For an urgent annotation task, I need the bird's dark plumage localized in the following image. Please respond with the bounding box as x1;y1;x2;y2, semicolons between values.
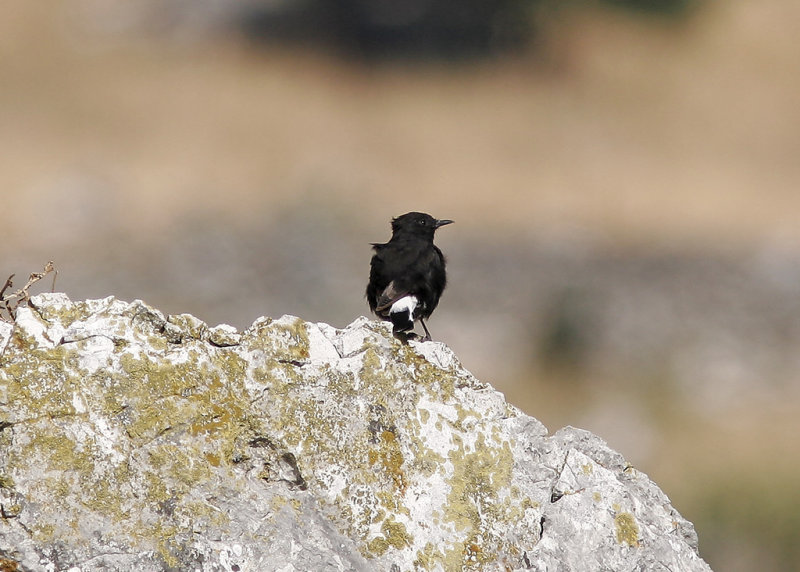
366;212;452;341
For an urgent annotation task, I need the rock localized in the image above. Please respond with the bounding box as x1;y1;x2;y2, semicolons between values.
0;294;712;571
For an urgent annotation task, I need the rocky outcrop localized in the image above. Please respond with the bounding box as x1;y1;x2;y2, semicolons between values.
0;294;711;571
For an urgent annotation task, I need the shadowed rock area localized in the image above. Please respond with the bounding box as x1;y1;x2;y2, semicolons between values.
0;294;711;571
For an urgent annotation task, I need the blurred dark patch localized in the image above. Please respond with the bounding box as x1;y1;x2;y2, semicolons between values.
600;0;699;17
237;0;535;59
234;0;703;59
537;287;598;376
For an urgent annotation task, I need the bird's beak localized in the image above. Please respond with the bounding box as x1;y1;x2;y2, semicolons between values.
435;219;454;228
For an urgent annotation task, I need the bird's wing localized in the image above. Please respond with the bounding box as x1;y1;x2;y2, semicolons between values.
375;281;409;314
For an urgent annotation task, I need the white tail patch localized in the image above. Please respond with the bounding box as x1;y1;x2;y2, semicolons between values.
390;296;418;318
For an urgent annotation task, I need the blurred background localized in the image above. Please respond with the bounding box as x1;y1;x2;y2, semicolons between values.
2;1;799;569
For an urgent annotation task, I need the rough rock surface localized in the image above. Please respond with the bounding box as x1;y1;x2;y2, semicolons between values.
0;294;712;571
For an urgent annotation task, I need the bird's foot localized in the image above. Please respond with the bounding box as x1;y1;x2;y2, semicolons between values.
393;330;417;344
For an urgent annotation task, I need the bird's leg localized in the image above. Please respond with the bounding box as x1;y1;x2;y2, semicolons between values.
419;319;432;342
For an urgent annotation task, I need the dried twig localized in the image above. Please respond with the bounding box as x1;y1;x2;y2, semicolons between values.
0;274;13;300
1;261;57;322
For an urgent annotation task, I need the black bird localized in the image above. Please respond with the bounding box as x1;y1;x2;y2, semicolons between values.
366;212;453;341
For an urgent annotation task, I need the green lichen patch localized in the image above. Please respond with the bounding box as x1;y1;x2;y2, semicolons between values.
1;341;87;420
367;429;407;495
270;495;302;517
614;512;640;547
399;348;457;403
246;317;311;363
151;522;182;568
1;307;264;559
115;350;250;451
81;463;135;523
407;439;446;479
442;432;515;566
366;515;412;557
18;419;96;475
147;443;213;488
414;542;446;570
358;347;398;401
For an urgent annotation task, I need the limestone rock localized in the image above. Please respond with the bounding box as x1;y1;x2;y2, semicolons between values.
0;294;712;571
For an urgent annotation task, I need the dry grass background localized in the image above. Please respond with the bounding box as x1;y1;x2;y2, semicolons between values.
2;1;800;570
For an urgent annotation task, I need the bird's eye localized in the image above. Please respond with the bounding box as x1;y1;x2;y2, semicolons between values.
418;219;426;226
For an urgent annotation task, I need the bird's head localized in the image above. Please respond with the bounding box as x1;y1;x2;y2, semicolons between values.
391;212;453;239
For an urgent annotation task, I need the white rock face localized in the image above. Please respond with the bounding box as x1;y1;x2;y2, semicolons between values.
0;294;712;571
